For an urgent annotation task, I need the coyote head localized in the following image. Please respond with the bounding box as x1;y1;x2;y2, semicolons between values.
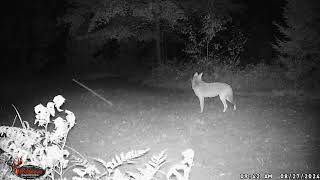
191;72;203;88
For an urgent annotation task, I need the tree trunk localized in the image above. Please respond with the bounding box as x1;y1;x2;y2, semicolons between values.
163;31;167;63
152;0;162;65
206;40;209;60
155;18;161;64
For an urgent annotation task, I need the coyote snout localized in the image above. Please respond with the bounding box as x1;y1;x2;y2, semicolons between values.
191;72;236;113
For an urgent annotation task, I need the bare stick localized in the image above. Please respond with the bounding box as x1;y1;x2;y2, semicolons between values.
11;115;17;127
11;104;26;129
72;78;113;106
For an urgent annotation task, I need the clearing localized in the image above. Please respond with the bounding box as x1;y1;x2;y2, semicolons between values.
1;77;319;179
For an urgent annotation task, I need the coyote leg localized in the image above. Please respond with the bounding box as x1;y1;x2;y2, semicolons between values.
219;95;228;112
198;96;204;113
226;95;236;111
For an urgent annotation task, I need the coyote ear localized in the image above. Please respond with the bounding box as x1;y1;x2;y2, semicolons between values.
198;72;203;79
193;72;198;78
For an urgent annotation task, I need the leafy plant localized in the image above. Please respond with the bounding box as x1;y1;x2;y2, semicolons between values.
0;95;76;180
0;95;196;180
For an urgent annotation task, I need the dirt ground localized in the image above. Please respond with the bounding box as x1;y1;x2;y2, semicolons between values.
1;77;319;180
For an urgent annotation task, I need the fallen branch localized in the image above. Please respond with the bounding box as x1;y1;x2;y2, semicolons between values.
72;79;113;106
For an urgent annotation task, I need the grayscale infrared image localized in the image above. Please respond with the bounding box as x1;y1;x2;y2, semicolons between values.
1;0;319;179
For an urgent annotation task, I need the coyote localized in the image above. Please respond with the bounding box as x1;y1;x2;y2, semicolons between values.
191;72;236;113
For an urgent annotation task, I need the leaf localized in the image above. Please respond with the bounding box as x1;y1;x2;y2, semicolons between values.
65;110;76;129
53;95;66;112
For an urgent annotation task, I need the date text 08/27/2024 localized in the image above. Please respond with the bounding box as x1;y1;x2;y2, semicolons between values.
240;173;320;179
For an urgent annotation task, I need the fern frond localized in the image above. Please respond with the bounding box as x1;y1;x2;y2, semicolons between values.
126;149;167;180
93;157;108;169
147;149;167;169
125;148;150;160
94;148;150;178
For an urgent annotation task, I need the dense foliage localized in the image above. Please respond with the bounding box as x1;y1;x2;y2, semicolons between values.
60;0;245;65
273;0;320;87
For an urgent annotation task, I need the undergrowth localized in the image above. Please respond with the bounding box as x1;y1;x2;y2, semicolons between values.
141;58;319;96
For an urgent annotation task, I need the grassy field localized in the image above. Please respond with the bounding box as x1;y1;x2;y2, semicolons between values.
1;77;319;179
